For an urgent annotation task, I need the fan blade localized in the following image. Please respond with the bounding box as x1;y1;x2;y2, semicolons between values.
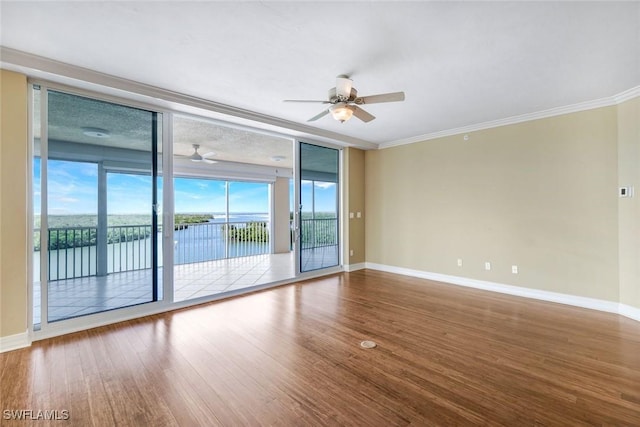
174;153;202;161
283;100;330;103
336;75;353;98
202;159;217;164
350;106;376;123
307;109;330;122
202;152;216;158
356;91;405;105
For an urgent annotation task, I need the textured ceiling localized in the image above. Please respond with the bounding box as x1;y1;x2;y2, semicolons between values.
36;90;295;168
174;115;293;168
2;2;639;146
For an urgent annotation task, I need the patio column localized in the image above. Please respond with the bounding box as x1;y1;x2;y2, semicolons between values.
272;177;291;254
96;163;108;276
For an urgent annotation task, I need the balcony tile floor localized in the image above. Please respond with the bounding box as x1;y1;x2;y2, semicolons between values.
34;246;338;325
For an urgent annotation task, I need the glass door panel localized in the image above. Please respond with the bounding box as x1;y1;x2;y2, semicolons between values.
299;142;339;272
43;90;160;322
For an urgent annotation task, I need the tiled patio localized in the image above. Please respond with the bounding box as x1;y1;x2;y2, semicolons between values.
34;246;338;324
172;251;296;302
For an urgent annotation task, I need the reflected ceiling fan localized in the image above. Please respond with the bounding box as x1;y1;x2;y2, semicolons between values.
174;144;217;164
284;75;405;123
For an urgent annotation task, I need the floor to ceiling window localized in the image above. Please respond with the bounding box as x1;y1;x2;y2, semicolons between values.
32;86;162;327
29;84;342;335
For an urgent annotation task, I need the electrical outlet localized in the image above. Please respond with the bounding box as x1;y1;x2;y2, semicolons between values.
512;265;518;274
619;187;634;198
485;262;491;271
457;258;463;267
349;250;354;257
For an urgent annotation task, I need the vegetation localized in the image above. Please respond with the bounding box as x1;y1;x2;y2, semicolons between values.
34;214;214;249
174;213;214;230
35;226;153;251
34;213;340;249
224;222;269;243
288;212;339;247
291;211;338;220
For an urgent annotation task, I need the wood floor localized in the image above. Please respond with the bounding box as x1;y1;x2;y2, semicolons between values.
1;269;639;426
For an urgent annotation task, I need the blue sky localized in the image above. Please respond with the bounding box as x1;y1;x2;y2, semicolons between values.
35;160;337;215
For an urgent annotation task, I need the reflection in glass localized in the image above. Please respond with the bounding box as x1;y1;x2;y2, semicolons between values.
299;143;339;272
40;90;160;322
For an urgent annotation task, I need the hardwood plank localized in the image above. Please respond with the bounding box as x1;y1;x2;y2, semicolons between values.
1;269;639;426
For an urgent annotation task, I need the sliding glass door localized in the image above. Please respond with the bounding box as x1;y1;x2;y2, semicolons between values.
30;84;342;333
298;142;340;272
34;87;161;325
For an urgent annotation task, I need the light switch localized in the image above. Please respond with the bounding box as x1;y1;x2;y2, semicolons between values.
356;211;362;218
349;212;354;219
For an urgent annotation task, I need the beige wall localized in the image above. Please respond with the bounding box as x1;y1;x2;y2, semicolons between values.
273;176;291;253
618;97;640;308
0;70;29;337
344;148;365;265
366;107;620;302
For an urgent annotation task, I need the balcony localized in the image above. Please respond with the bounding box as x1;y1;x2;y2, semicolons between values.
34;218;338;324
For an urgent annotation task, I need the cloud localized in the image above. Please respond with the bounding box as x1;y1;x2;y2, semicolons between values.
315;182;335;190
174;190;206;200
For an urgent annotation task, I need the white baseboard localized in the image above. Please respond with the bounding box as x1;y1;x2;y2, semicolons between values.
364;263;637;322
344;263;366;272
0;330;31;353
619;304;640;322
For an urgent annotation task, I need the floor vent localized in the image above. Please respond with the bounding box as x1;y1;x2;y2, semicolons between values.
360;340;377;349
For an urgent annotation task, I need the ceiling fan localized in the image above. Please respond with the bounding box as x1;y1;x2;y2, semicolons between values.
174;144;217;164
284;75;405;123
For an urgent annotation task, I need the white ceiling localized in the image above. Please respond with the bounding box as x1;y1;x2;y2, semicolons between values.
1;1;638;148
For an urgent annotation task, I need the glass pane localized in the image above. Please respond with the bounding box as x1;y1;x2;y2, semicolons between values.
299;143;339;272
32;85;41;328
45;90;159;322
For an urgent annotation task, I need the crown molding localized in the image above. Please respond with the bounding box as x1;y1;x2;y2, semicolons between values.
614;85;640;104
3;46;637;152
380;85;640;149
0;46;378;150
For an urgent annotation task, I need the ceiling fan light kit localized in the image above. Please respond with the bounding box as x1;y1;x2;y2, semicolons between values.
284;75;405;124
330;102;354;123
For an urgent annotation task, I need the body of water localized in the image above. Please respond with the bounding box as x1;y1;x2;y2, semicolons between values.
36;214;275;281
